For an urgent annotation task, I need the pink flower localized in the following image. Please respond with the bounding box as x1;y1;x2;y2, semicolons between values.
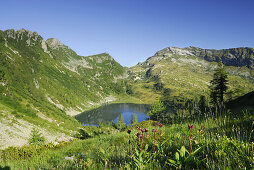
158;123;163;127
188;124;194;130
152;129;157;133
188;135;193;140
158;132;162;136
153;141;157;145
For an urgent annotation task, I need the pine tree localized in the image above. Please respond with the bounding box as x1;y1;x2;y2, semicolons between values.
130;113;138;126
116;113;125;130
209;62;228;108
28;128;45;145
198;95;207;114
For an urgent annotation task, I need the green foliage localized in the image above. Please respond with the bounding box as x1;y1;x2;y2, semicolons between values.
0;109;253;169
125;84;133;95
130;113;138;126
28;128;46;145
198;95;208;114
168;146;202;168
153;81;164;91
209;62;229;107
116;114;125;130
148;100;166;120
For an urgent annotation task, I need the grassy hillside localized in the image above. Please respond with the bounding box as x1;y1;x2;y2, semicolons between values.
0;108;253;169
0;29;131;148
129;52;254;103
226;91;254;111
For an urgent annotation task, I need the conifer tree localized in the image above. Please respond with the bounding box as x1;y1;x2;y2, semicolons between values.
209;62;228;108
116;113;125;130
130;113;138;126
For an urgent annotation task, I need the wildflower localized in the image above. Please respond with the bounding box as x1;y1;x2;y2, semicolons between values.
152;129;157;133
127;129;131;134
158;123;163;127
214;117;217;121
144;128;148;132
153;141;157;145
188;135;193;140
158;132;162;136
136;133;141;138
141;129;144;133
188;124;194;130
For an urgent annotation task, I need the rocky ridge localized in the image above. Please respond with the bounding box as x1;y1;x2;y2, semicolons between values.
141;46;254;69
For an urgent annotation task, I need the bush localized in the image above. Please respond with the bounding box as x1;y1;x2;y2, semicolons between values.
28;128;46;145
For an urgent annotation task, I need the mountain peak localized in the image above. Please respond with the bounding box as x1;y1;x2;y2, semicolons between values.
3;28;41;46
155;46;199;57
146;46;254;69
46;38;64;49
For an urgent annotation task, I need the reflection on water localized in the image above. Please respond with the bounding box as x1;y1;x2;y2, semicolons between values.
74;103;150;126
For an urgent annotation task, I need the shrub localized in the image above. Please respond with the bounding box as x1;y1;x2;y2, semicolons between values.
28;128;46;145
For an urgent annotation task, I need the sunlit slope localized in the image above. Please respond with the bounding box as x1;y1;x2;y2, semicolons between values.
130;47;254;101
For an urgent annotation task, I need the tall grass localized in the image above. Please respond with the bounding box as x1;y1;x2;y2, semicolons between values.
0;109;253;169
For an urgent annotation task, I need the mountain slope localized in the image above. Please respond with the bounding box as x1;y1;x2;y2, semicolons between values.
0;29;128;115
130;46;254;102
226;91;254;111
0;29;129;148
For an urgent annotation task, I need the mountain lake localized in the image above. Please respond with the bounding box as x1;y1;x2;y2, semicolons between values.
74;103;150;126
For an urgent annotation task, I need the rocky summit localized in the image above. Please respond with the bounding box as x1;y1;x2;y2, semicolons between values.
144;46;254;69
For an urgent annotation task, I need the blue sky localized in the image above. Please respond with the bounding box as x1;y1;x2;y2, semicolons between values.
1;0;254;66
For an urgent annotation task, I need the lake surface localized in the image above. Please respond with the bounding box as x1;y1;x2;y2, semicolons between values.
75;103;150;126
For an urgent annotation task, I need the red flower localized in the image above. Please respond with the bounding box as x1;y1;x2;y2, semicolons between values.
214;117;217;121
158;123;163;127
158;132;162;136
152;129;157;133
144;128;148;132
188;124;194;130
136;133;140;138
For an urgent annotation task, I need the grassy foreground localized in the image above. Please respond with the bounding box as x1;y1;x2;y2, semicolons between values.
0;110;253;169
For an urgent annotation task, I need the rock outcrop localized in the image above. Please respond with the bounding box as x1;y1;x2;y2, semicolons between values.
143;46;254;69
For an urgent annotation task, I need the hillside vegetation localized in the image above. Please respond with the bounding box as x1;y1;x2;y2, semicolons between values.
0;29;132;148
129;47;254;103
0;29;253;169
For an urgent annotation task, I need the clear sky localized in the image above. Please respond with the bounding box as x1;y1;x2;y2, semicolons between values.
1;0;254;67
